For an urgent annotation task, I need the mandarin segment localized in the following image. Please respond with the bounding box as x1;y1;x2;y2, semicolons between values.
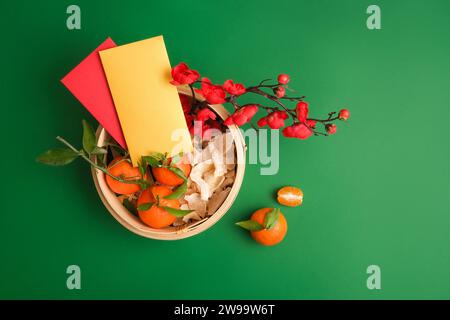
277;186;303;207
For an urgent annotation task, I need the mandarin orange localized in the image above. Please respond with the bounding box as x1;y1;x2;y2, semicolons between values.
105;157;142;195
152;159;191;187
250;208;288;246
137;185;180;229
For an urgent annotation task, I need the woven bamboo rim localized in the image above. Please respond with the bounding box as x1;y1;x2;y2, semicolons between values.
91;86;246;240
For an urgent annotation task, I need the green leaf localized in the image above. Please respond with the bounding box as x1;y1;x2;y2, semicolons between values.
167;166;186;180
91;146;107;155
138;161;146;177
235;220;264;231
171;152;183;164
123;199;137;216
161;206;193;217
113;147;127;157
138;181;150;190
137;202;153;211
142;155;162;167
138;156;148;176
36;148;79;166
105;142;127;157
82;119;96;154
264;208;280;230
164;181;187;199
147;152;166;162
96;153;106;167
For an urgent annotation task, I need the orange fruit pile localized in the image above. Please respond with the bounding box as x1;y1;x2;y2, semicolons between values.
105;154;192;229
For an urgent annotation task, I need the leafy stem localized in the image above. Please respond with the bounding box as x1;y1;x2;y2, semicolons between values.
55;136;144;186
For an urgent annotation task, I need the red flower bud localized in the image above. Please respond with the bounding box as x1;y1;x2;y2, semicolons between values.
232;114;248;126
282;123;313;140
223;80;246;96
277;74;290;85
241;105;258;118
196;108;217;121
274;86;286;98
170;62;200;86
305;119;316;129
257;117;268;127
338;109;350;120
224;105;258;126
195;77;226;104
267;111;288;129
326;124;337;135
258;111;289;129
223;117;234;126
296;101;309;123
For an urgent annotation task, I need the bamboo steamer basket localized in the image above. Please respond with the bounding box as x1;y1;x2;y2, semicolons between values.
91;86;246;240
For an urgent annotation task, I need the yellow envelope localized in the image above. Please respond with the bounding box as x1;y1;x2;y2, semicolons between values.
99;36;192;166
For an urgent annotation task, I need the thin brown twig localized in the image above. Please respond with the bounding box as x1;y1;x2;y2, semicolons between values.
189;78;342;134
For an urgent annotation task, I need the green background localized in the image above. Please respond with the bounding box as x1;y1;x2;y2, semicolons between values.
1;0;449;299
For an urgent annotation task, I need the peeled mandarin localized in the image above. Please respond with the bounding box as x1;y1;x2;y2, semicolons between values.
277;186;303;207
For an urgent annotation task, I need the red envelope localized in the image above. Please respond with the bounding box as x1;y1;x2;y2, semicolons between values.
61;38;126;148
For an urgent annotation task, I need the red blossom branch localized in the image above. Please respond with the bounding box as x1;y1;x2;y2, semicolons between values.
170;63;350;140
